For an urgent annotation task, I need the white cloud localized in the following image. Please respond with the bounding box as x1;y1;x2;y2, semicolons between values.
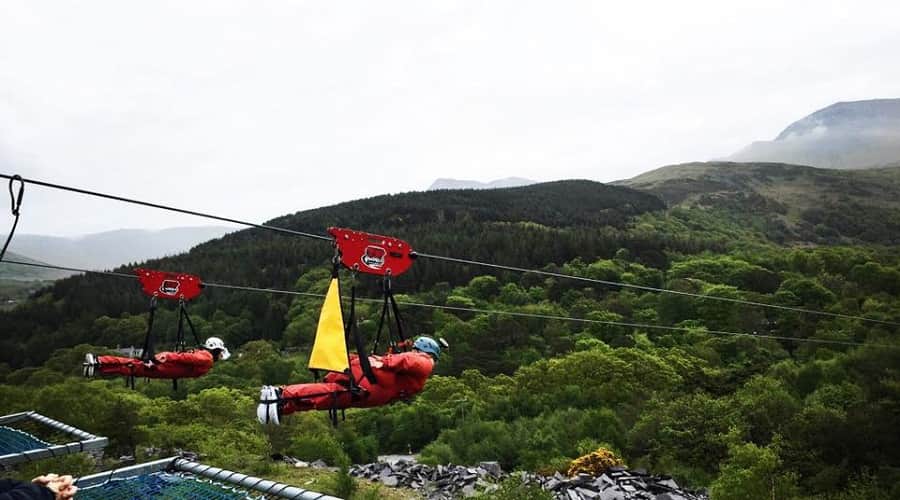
1;0;899;235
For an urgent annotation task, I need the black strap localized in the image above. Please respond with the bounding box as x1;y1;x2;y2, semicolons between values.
373;276;408;353
172;304;185;392
175;300;202;352
172;300;200;391
328;405;338;427
0;175;24;262
140;297;158;362
388;289;407;346
176;300;186;352
346;280;377;384
184;309;201;347
127;364;136;390
372;290;390;354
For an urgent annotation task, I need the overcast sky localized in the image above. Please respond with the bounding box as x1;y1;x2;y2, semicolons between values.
1;1;899;236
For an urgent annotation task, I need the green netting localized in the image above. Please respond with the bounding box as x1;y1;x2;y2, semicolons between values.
78;472;263;500
0;425;52;455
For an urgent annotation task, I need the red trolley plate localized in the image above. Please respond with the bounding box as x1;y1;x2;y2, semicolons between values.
328;227;415;277
135;268;204;301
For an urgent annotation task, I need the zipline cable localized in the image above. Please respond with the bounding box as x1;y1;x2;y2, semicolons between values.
2;259;136;279
0;173;330;242
2;259;893;349
2;172;897;327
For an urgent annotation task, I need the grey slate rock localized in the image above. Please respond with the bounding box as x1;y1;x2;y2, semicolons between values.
576;486;601;498
348;460;708;500
658;478;679;489
479;461;503;477
599;490;626;500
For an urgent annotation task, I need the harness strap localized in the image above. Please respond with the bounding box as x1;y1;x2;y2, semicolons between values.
347;279;377;385
374;275;408;354
140;297;158;362
174;300;202;354
388;286;407;346
372;290;390;354
328;395;338;427
127;363;136;390
176;300;186;353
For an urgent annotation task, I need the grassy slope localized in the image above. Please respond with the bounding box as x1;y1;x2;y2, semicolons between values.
618;161;900;244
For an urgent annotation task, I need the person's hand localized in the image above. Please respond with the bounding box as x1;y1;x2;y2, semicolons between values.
33;474;78;500
155;353;167;363
32;473;58;485
370;359;383;369
49;475;76;500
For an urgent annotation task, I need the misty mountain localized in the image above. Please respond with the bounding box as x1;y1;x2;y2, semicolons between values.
428;177;537;190
0;251;73;281
7;226;232;271
728;98;900;169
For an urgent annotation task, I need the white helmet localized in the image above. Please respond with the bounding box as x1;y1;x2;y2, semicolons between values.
204;337;231;360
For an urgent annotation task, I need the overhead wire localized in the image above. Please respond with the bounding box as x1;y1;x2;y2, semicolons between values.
3;259;137;279
0;173;330;242
1;258;894;349
1;172;897;327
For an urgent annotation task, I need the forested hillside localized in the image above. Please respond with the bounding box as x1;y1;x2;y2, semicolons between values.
1;173;899;499
1;180;669;367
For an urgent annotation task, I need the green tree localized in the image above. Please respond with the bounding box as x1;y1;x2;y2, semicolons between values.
709;442;798;500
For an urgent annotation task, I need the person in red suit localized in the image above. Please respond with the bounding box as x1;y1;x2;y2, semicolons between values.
82;337;231;380
257;337;441;425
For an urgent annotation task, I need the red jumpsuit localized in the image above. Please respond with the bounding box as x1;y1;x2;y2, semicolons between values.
98;350;214;379
281;351;434;414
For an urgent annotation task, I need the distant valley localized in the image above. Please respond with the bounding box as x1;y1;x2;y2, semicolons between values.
2;226;232;278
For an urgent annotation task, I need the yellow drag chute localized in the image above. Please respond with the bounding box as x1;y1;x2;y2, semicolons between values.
307;278;350;373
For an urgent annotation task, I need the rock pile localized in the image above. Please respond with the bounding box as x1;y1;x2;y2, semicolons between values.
350;460;503;499
528;467;708;500
350;460;708;500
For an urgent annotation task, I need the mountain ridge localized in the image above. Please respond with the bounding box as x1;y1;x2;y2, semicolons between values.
8;226;233;271
428;177;537;190
728;98;900;169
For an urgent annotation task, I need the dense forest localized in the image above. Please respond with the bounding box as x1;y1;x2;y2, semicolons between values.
1;168;899;499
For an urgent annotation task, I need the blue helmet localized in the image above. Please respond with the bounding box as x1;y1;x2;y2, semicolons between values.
413;336;441;360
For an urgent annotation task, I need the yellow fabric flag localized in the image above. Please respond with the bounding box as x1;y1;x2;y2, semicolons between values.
308;278;350;373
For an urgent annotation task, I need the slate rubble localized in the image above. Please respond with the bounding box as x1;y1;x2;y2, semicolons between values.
349;460;708;500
